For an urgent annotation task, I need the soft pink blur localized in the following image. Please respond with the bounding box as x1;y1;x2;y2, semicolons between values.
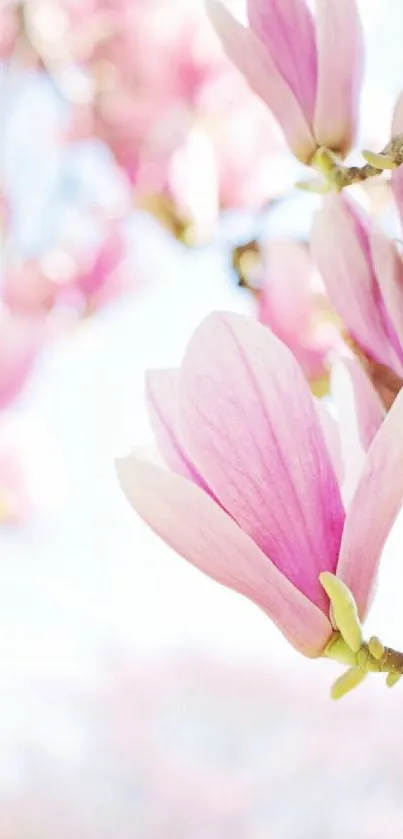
4;219;129;322
0;312;41;410
312;193;403;384
1;651;403;838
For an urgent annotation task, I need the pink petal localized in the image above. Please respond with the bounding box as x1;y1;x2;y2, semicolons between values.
315;399;344;487
116;456;332;656
259;240;314;336
179;312;344;611
337;386;403;619
311;195;403;376
314;0;364;156
146;369;213;495
391;91;403;225
369;228;403;351
247;0;317;124
258;239;329;380
206;0;317;163
331;357;384;504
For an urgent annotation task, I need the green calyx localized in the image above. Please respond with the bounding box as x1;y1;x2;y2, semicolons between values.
319;572;403;700
296;134;403;194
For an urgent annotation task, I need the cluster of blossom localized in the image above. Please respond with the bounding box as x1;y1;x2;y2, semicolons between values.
117;0;403;698
0;0;301;522
1;0;287;242
0;190;128;521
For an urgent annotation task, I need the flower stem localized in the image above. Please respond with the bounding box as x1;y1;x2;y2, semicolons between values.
311;135;403;191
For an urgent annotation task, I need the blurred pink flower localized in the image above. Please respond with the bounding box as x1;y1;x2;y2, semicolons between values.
0;1;21;60
207;0;364;163
66;220;128;316
62;0;285;239
0;191;10;235
257;239;340;383
117;312;403;656
212;96;287;211
311;193;403;388
3;259;59;317
4;222;128;320
0;312;40;409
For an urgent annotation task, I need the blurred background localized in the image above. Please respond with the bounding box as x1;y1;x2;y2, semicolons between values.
2;1;403;837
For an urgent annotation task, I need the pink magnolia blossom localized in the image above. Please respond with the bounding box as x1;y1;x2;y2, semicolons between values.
63;0;284;237
116;312;403;658
311;193;403;385
257;239;340;382
206;0;364;164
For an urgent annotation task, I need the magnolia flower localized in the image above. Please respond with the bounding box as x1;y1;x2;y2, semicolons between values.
206;0;364;164
257;239;340;385
69;222;128;316
311;193;403;407
117;313;403;698
63;0;284;239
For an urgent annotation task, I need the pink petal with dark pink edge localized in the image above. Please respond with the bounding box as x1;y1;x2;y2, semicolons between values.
336;386;403;620
391;91;403;226
331;357;384;504
247;0;317;124
314;0;364;156
311;195;403;376
178;312;344;612
146;369;213;496
206;0;316;164
116;456;332;656
370;228;403;352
